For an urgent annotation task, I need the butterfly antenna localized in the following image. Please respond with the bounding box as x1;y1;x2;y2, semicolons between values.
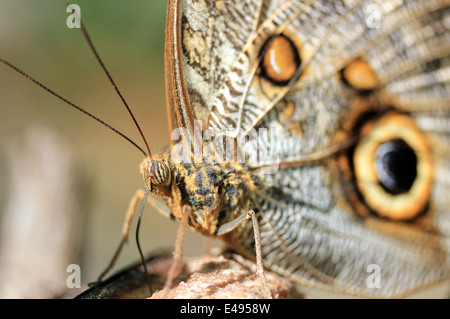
0;58;147;157
76;11;152;158
136;188;152;295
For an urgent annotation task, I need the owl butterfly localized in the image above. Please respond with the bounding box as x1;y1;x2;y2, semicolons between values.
139;0;450;298
2;0;449;299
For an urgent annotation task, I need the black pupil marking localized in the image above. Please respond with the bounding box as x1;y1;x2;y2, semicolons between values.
375;139;417;194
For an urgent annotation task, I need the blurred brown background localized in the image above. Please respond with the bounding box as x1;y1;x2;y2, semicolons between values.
0;0;210;297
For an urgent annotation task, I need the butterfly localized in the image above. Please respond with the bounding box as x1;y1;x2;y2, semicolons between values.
145;0;450;298
2;0;449;299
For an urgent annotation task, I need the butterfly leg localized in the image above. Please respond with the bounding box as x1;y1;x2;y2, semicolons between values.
250;210;273;299
217;210;272;299
161;205;190;298
93;188;149;284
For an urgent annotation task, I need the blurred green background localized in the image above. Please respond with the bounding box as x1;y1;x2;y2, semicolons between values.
0;0;211;294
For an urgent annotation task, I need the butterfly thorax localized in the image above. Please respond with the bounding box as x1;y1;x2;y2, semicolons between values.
140;154;255;237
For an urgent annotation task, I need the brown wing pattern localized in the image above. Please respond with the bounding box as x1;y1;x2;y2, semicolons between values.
166;0;263;130
170;0;450;297
249;0;450;297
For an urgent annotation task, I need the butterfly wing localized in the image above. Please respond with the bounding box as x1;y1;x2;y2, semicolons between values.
165;0;263;148
170;0;450;297
246;0;450;297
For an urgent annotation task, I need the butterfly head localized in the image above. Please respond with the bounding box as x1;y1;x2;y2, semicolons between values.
140;156;172;192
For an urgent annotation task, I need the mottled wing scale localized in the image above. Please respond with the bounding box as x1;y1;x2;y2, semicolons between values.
168;0;450;297
250;0;450;297
165;0;262;139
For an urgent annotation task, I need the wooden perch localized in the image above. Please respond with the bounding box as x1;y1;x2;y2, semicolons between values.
77;249;304;299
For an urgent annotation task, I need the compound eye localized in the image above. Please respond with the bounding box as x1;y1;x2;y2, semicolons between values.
150;161;171;186
352;112;433;220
